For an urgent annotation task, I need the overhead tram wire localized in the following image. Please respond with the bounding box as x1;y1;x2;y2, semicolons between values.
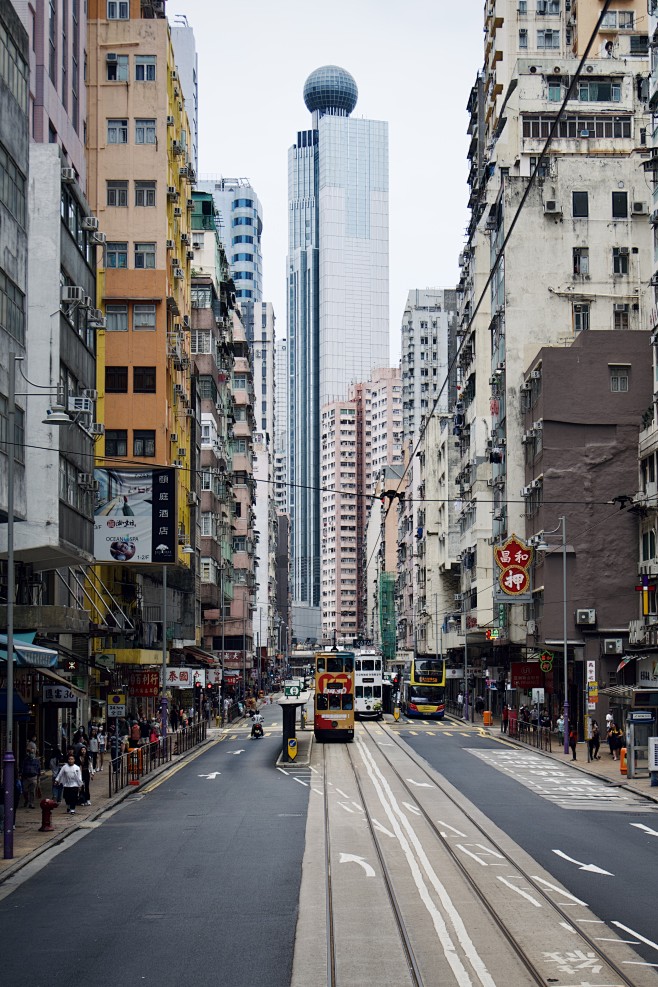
364;0;616;581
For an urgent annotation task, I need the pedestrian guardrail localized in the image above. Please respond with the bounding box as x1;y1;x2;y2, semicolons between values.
108;722;208;797
511;721;552;752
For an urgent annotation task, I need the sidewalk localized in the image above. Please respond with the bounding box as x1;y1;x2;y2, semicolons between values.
457;712;658;805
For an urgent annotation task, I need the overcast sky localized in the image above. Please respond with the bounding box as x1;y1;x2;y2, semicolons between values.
171;1;484;363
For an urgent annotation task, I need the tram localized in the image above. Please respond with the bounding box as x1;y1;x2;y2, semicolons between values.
354;649;383;720
400;657;446;719
314;650;355;741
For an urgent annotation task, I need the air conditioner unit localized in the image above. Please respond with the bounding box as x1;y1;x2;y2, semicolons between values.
88;309;105;325
454;593;463;602
651;209;658;227
167;115;175;127
61;168;76;183
531;370;542;379
184;408;195;418
91;231;107;246
68;396;94;415
629;619;647;645
527;620;537;636
543;200;562;215
530;478;542;490
580;130;591;138
170;433;178;443
170;257;180;267
167;186;178;200
533;420;543;430
604;638;623;655
632;201;648;215
172;141;183;155
187;492;199;506
619;247;629;255
487;478;494;487
177;448;186;457
83;388;98;400
106;53;118;63
521;381;532;392
61;285;85;303
187;250;194;261
182;315;191;329
82;216;99;232
181;233;190;245
613;303;628;312
78;473;94;486
186;198;194;210
173;459;184;468
171;69;178;81
174;207;182;217
89;423;105;436
576;608;596;626
521;485;532;497
174;267;185;279
174;384;185;396
88;479;100;492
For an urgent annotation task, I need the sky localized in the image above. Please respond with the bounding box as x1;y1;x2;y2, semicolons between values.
170;0;484;364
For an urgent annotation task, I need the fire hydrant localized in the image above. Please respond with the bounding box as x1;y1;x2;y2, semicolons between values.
39;798;58;832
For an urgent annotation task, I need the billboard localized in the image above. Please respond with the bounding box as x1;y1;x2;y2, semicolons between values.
94;467;176;564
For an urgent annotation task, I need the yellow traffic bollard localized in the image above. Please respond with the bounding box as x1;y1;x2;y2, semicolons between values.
287;738;298;761
393;706;400;722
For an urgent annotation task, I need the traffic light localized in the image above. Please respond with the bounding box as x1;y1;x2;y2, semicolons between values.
485;629;500;641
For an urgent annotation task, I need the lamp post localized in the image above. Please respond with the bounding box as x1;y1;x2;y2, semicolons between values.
160;565;168;739
534;517;569;755
463;631;470;722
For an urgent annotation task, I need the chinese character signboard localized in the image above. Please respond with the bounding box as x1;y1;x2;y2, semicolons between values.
42;685;77;705
638;658;658;688
166;668;206;688
93;467;176;564
511;662;544;690
127;670;160;697
493;534;533;604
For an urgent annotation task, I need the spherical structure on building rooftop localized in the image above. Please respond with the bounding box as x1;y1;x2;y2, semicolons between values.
303;65;358;116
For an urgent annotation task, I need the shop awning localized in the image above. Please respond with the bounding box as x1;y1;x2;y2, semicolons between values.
38;667;86;697
184;646;219;666
0;634;58;668
0;690;31;718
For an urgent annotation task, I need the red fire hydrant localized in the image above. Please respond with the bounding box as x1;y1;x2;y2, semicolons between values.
39;798;58;832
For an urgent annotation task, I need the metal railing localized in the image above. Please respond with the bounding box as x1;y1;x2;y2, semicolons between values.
509;719;552;752
108;722;208;797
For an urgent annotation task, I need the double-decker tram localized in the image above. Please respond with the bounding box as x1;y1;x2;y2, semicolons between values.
400;657;446;719
314;650;355;741
354;649;383;720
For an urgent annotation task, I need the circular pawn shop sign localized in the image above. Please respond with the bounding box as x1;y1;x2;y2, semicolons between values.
498;566;529;596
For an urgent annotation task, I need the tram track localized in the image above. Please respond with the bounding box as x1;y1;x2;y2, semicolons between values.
322;744;337;987
360;720;652;987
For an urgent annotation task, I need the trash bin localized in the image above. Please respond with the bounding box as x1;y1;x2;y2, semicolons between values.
620;747;627;775
483;711;493;726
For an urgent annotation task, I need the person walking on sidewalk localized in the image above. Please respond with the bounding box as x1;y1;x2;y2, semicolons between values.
588;720;601;760
569;727;578;760
20;750;41;808
501;704;509;734
55;755;83;814
77;746;94;805
607;723;623;760
97;727;106;771
88;728;99;770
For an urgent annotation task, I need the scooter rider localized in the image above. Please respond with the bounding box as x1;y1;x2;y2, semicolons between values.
251;709;264;737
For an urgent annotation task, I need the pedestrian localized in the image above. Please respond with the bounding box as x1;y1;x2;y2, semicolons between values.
501;703;509;734
77;746;94;805
55;754;83;814
588;720;601;760
88;728;99;770
50;747;65;804
569;727;578;760
556;714;564;745
97;726;106;771
20;749;41;809
607;723;622;760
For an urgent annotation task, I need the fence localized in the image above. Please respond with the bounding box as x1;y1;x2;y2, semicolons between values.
108;721;208;797
508;715;552;752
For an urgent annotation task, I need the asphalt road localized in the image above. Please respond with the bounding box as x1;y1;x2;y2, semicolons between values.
0;709;308;987
401;722;658;967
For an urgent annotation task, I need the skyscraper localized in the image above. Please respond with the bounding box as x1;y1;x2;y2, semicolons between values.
286;65;389;640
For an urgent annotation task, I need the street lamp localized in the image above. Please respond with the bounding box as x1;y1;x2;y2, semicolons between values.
533;517;569;755
3;353;69;859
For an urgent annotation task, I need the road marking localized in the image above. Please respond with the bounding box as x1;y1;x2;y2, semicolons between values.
631;822;658;837
338;801;354;813
335;787;350;798
612;922;658;951
226;749;245;755
552;850;613;875
533;877;587;905
312;788;323;795
407;778;433;788
351;802;364;812
293;777;308;787
496;876;542;907
198;772;220;780
372;818;396;838
276;767;289;776
309;765;318;774
437;821;467;838
339;853;375;878
402;801;421;816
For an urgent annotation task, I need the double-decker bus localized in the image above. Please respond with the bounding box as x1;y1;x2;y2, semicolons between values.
400;657;446;719
314;650;355;741
354;649;383;720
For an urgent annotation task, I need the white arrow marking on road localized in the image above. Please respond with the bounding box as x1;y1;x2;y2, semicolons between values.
372;819;396;838
552;850;613;875
612;922;658;952
198;772;220;780
402;801;421;816
227;749;245;755
407;778;433;788
339;853;376;878
631;822;658;838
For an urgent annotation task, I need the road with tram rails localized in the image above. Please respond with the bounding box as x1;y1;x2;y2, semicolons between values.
0;704;657;986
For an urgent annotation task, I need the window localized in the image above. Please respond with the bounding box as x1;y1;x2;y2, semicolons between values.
135;118;156;144
133;366;156;392
573;247;589;275
642;529;656;562
613;305;629;329
572;191;589;217
518;0;527;10
105;366;128;392
106;54;128;82
233;216;253;226
523;114;631;139
0;143;26;226
233;271;252;280
0;270;26;344
48;0;56;83
537;29;560;48
630;35;648;55
530;155;550;177
107;1;129;16
0;395;24;461
107;118;128;144
134;242;156;269
135;55;156;81
135;181;156;206
232;235;254;245
232;198;253;209
133;303;156;329
612;191;627;218
190;329;212;353
107;242;127;268
105;303;128;331
105;429;127;456
548;80;562;102
574;302;590;332
106;180;128;207
233;374;247;389
612;247;629;275
133;429;155;457
232;253;254;263
236;289;253;298
191;286;212;308
619;11;634;29
578;80;621;102
610;365;629;391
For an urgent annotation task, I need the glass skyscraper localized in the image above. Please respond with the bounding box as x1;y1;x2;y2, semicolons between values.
286;66;389;631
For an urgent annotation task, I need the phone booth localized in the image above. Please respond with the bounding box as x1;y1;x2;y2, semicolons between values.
625;710;656;779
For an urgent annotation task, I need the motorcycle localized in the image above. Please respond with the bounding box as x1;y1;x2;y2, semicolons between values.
251;720;264;739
